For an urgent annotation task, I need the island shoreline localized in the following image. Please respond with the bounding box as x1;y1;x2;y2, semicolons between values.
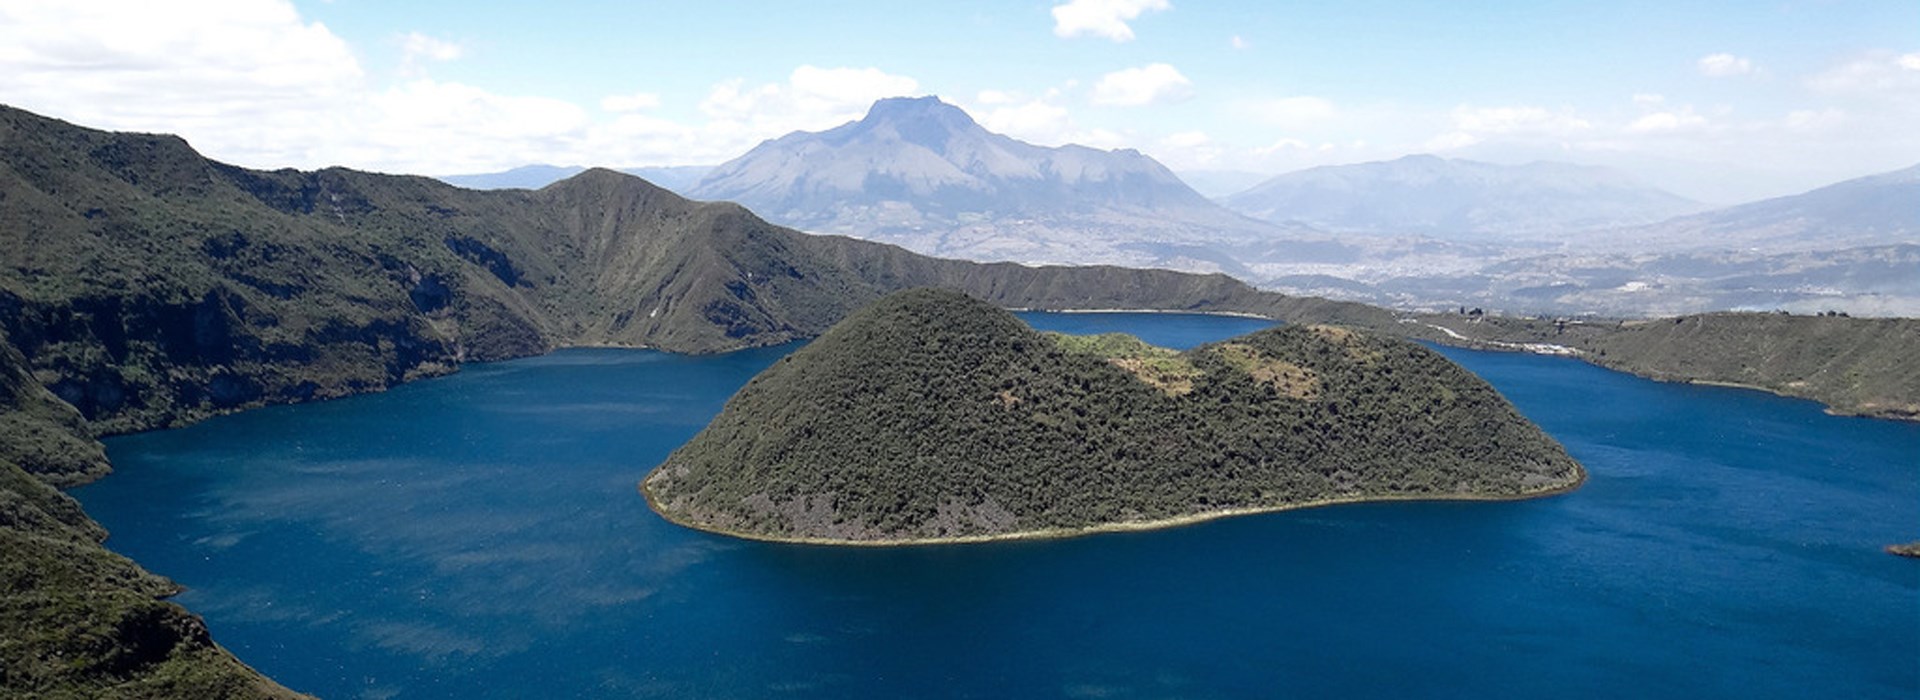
639;470;1588;548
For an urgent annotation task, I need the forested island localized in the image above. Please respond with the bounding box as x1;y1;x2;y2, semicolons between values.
643;289;1586;544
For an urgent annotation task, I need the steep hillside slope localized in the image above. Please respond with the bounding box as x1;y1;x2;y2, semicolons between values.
0;329;305;698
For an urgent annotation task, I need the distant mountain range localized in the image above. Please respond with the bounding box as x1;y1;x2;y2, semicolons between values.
430;99;1916;317
688;96;1281;274
1220;154;1706;239
1283;162;1920;317
1598;163;1920;252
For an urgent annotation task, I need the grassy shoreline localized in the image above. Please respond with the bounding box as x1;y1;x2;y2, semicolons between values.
640;470;1587;548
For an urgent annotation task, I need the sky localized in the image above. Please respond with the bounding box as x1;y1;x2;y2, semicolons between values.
1;0;1916;202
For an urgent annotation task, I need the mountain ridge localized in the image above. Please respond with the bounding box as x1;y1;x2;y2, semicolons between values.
1602;162;1920;252
689;95;1283;273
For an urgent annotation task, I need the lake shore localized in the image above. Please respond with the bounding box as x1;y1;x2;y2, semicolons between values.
641;471;1587;548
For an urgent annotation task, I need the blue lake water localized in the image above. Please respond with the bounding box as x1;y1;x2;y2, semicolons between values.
75;312;1919;699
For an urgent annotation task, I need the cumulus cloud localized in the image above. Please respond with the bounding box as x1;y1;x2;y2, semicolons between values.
699;65;918;138
343;80;594;172
0;0;936;173
1051;0;1170;42
975;97;1073;143
1809;50;1920;96
400;32;462;63
1091;63;1193;106
967;88;1130;150
0;0;361;125
1697;52;1754;77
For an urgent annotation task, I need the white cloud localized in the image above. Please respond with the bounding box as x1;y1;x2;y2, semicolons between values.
1091;63;1193;106
976;98;1073;143
1050;0;1170;42
1625;108;1709;134
599;91;661;112
1810;50;1920;95
1697;52;1754;77
0;0;364;167
1230;35;1250;50
0;0;935;173
0;0;361;118
969;88;1131;150
1246;96;1337;129
344;80;593;172
400;32;462;63
697;66;918;145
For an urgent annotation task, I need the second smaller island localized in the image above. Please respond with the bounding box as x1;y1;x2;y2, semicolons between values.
643;288;1585;544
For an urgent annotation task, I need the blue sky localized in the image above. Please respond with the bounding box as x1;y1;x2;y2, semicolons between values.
2;0;1916;201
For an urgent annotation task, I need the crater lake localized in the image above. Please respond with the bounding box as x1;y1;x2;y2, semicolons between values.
74;312;1919;699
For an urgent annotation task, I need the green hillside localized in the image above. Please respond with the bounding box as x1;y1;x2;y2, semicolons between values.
1406;312;1920;421
643;289;1585;543
0;329;307;698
